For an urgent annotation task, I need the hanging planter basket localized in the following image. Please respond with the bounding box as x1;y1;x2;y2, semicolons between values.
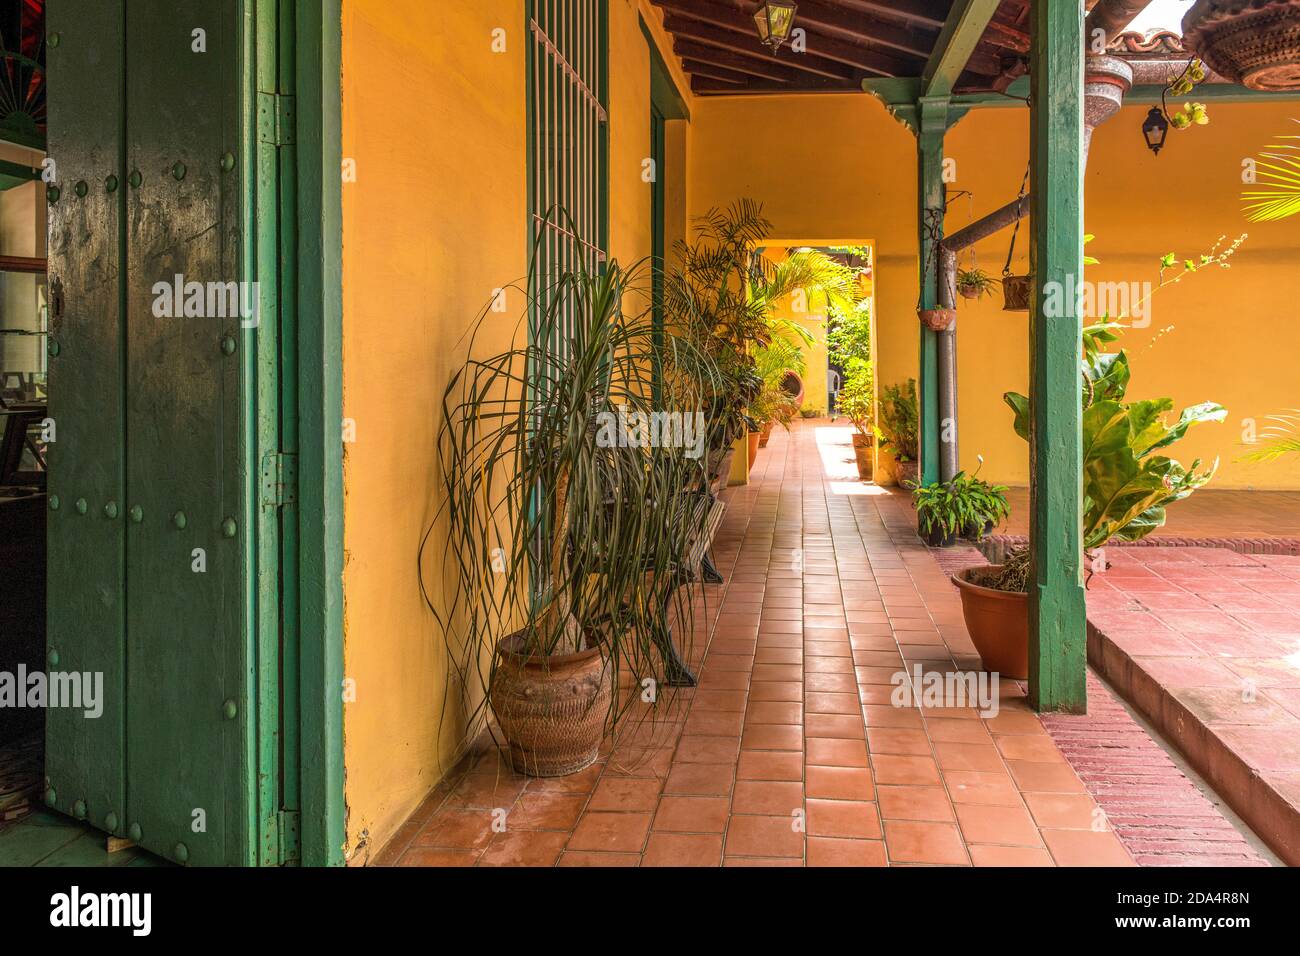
918;307;956;332
958;282;983;301
1183;0;1300;92
1002;274;1033;312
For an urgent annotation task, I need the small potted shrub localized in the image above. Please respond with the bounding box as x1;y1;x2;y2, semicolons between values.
957;267;997;301
838;358;875;480
953;322;1225;679
912;463;1010;548
878;379;919;487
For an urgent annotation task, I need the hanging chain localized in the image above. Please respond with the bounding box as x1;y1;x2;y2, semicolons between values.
998;161;1029;277
918;207;944;311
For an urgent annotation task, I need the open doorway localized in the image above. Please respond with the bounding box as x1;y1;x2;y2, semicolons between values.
0;0;48;828
755;240;878;485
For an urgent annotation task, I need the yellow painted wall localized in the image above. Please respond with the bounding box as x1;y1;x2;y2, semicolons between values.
340;0;694;861
945;101;1300;489
686;92;1300;490
687;94;919;483
340;0;527;863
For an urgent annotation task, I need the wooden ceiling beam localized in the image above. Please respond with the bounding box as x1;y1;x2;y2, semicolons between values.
668;27;859;82
923;0;1002;97
690;75;862;95
838;0;951;31
660;9;902;79
678;58;750;85
672;38;803;83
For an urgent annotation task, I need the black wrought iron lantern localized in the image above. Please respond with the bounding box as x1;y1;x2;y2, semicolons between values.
1142;106;1169;155
753;1;798;51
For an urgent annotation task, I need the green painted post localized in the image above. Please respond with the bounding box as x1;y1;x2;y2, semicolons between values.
295;0;347;865
916;97;947;487
1028;0;1087;713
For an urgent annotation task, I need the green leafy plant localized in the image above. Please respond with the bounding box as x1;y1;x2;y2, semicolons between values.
956;267;997;300
877;379;919;462
751;338;805;431
1164;59;1210;131
424;218;719;746
912;460;1010;543
837;359;874;436
992;240;1238;592
1004;322;1224;556
1243;120;1300;223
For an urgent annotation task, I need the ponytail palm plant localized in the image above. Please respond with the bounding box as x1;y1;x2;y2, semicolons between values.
423;215;720;745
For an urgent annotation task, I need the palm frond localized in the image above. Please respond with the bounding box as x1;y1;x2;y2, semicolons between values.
1241;408;1300;462
1243;123;1300;222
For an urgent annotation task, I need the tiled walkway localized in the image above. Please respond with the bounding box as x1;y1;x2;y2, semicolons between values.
376;422;1136;866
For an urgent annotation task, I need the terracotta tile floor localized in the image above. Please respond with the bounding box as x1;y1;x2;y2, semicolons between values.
1085;546;1300;864
375;422;1136;867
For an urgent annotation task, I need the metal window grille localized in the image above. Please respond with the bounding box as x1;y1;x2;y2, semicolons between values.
527;0;608;358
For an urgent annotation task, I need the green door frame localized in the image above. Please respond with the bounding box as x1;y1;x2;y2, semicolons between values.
644;15;687;407
290;0;345;867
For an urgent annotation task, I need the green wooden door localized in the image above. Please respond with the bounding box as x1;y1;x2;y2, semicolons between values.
43;0;128;841
44;0;281;866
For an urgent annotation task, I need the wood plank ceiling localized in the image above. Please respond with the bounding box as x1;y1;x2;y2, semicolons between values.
649;0;1034;96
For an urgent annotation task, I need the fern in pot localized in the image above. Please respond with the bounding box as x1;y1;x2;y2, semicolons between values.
425;220;719;776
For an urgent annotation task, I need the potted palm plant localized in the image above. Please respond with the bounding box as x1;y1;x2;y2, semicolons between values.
953;321;1225;679
427;217;717;776
666;200;862;476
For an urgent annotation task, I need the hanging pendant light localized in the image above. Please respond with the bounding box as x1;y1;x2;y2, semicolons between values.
1142;106;1169;155
753;1;799;51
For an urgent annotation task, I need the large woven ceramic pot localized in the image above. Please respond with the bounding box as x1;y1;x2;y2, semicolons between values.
1183;0;1300;91
490;633;612;777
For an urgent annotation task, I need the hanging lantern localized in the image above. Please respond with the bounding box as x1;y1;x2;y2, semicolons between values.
1142;106;1170;155
753;1;799;51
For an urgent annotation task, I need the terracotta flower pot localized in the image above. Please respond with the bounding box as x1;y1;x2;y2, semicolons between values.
958;283;982;300
918;307;956;332
952;566;1029;680
1183;0;1300;91
759;421;774;448
490;633;613;776
747;431;760;468
851;432;874;480
1002;274;1032;312
894;458;919;489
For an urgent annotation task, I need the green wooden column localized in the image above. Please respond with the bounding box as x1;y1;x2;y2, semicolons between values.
916;97;947;487
1028;0;1087;713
